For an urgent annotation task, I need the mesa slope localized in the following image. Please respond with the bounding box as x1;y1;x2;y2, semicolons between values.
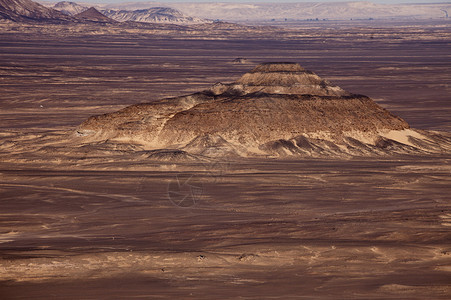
78;63;451;158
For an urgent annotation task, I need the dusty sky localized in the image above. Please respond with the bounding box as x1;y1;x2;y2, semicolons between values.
86;1;450;4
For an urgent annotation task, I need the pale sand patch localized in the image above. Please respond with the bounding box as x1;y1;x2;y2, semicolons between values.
439;213;451;227
343;130;379;144
379;284;449;294
0;231;20;244
379;129;425;147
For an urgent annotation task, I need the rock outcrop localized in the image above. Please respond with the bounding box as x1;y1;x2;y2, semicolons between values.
78;63;451;158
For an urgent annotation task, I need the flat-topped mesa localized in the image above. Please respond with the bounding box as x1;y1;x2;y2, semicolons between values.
230;62;349;96
77;62;451;158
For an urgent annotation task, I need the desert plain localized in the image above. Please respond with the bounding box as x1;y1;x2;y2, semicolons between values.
0;19;450;298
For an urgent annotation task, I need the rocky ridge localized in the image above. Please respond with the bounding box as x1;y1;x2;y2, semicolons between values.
77;63;451;158
102;7;206;24
50;1;206;24
1;0;206;24
148;1;451;22
52;1;86;16
0;0;72;22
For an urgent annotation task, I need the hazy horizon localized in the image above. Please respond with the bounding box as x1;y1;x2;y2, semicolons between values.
39;0;451;5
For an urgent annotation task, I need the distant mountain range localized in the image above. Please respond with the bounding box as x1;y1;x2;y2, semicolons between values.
52;0;85;15
49;1;206;24
0;0;116;22
3;0;450;24
0;0;71;22
101;7;205;24
99;1;450;22
0;0;206;24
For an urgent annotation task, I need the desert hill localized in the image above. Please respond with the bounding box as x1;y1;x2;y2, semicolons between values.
102;7;206;24
51;1;206;24
0;0;71;22
77;63;451;158
52;1;86;15
0;0;203;24
74;7;114;23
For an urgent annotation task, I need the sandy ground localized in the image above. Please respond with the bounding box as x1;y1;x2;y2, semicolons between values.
0;157;450;298
0;20;450;298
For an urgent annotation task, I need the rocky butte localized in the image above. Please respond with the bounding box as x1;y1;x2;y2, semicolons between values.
77;63;451;159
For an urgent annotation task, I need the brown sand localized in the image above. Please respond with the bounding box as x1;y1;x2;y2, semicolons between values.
0;20;450;299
